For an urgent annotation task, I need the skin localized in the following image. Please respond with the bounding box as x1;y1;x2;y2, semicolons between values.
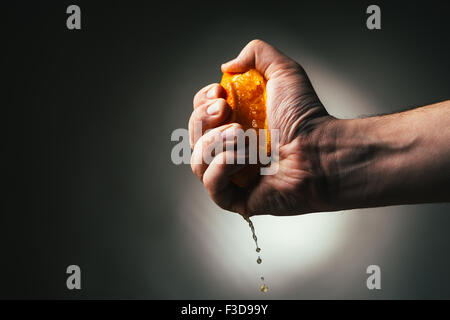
189;39;450;217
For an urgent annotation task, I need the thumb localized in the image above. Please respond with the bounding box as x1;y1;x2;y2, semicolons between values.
221;39;297;79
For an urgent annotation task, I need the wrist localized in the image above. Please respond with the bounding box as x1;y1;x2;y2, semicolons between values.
295;115;342;212
304;101;450;213
319;118;375;211
316;111;438;211
310;116;393;211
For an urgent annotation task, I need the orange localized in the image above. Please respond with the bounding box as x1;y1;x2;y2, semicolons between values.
220;69;270;187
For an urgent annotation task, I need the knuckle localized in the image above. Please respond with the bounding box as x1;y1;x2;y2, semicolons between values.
194;87;205;100
189;109;203;128
193;92;202;107
193;84;212;106
202;132;216;151
202;171;218;192
193;167;204;182
211;83;221;90
292;61;305;73
190;157;204;181
249;39;264;47
248;39;269;51
188;110;195;126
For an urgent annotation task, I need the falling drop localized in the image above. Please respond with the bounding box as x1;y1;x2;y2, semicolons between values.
260;284;269;293
244;215;268;292
245;216;260;252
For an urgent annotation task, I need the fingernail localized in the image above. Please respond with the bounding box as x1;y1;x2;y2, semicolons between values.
207;101;221;115
206;86;217;99
222;60;233;68
221;64;229;72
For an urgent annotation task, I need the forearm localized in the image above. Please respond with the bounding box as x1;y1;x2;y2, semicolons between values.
321;100;450;211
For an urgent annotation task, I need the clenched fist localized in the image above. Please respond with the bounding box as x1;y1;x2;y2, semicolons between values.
189;40;333;216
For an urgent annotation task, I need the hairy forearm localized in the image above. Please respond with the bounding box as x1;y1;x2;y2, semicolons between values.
319;100;450;211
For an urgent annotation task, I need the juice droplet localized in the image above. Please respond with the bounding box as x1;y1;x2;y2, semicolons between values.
260;284;269;293
244;215;268;292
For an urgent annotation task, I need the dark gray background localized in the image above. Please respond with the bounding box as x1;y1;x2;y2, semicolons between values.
2;1;450;299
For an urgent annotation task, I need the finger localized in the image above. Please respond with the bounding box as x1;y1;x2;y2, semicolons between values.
190;123;241;182
193;83;226;109
190;123;248;215
188;98;232;148
221;39;299;79
203;150;248;215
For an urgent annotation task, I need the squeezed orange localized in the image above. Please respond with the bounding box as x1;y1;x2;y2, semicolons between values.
220;69;270;187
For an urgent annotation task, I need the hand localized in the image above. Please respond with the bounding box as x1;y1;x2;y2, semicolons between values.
189;40;334;217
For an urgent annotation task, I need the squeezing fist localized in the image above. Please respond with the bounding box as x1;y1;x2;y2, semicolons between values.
189;40;334;217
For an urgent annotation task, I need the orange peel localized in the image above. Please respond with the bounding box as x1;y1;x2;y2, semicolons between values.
220;69;270;187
